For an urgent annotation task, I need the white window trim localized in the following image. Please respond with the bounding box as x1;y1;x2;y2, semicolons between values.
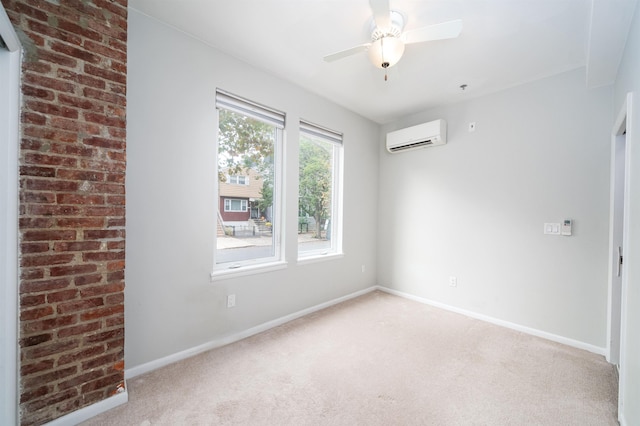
224;198;248;212
297;120;343;260
210;260;288;281
213;89;285;273
0;4;20;423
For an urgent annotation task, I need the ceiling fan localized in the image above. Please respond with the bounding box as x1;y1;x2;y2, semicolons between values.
323;0;462;80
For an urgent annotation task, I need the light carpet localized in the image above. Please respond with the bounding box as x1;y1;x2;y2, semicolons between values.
82;290;618;425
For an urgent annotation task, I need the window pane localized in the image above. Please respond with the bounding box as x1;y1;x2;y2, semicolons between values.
298;129;341;257
216;108;279;266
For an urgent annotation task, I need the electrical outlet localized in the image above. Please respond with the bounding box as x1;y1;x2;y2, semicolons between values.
449;276;457;287
227;294;236;308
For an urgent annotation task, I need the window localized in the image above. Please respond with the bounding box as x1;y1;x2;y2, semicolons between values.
229;175;248;185
298;120;343;258
224;198;248;212
214;90;284;271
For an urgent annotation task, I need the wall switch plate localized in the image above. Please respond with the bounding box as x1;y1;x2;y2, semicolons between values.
468;122;476;132
544;223;561;235
227;294;236;308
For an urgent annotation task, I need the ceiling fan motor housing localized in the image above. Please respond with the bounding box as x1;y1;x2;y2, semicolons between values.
369;10;405;69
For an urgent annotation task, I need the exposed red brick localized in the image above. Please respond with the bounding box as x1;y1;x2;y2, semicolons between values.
57;298;104;315
21;360;55;377
19;385;51;404
21;294;47;307
23;191;56;204
20;333;53;347
20;253;75;268
57;217;105;228
22;111;47;125
83;86;125;106
57;370;104;391
23;73;76;94
26;100;79;119
46;289;79;303
23;152;78;168
74;274;103;286
20;306;54;322
9;0;127;421
80;373;123;394
80;305;124;321
53;241;101;252
84;136;125;150
56;193;105;205
24;124;78;143
20;278;71;294
21;243;51;254
84;229;122;239
83;250;124;262
107;240;125;250
79;282;124;297
58;345;106;366
56;69;106;90
24;388;78;412
28;204;82;216
21;269;45;281
49;264;97;277
22;315;77;333
57;321;102;338
106;218;125;228
105;293;124;305
20;165;56;178
23;230;76;242
24;340;81;360
56;169;105;181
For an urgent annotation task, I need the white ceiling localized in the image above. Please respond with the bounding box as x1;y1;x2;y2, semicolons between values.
129;0;637;124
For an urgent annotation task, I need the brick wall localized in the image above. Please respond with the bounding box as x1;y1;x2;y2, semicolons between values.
2;1;127;424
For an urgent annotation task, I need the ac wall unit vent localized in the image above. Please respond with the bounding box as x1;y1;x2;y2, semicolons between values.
386;119;447;153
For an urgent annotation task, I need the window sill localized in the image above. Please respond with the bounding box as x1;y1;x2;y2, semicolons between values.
297;252;344;266
210;261;288;281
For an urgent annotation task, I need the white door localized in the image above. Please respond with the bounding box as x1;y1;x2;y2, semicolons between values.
608;93;632;422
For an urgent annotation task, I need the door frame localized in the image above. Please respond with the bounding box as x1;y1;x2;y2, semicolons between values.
0;3;20;425
607;92;632;419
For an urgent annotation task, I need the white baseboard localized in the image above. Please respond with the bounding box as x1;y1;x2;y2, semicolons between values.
376;286;607;356
44;388;128;426
619;414;627;426
125;286;378;379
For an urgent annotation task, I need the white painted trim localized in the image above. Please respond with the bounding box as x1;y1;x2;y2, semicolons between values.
44;389;128;426
0;3;20;52
125;286;378;379
617;92;633;424
0;5;20;424
377;286;607;356
620;413;628;426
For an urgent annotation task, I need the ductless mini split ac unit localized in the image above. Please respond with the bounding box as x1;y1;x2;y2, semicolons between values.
386;119;447;153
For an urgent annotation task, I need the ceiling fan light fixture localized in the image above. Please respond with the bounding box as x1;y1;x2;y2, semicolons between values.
368;35;405;69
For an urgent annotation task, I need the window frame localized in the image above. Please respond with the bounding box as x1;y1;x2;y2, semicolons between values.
212;90;286;278
224;198;248;212
297;120;344;261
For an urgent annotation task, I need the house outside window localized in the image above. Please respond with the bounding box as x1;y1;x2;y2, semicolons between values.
224;198;248;212
229;175;249;185
214;90;284;271
298;120;343;258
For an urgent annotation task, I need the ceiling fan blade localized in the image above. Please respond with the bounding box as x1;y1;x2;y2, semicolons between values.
323;44;371;62
369;0;391;29
403;19;463;44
